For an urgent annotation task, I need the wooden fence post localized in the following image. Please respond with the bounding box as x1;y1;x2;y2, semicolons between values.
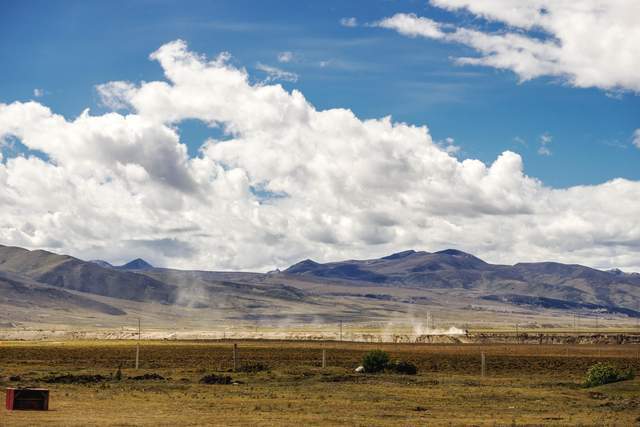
481;352;486;378
233;343;238;372
135;344;139;369
322;348;326;368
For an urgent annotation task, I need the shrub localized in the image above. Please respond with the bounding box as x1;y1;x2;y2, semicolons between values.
584;363;635;388
43;374;107;384
389;360;418;375
362;350;390;373
237;362;269;373
129;373;165;381
199;374;233;384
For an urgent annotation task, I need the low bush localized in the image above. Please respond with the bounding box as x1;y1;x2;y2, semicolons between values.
129;373;165;381
237;362;269;373
43;374;107;384
388;360;418;375
362;350;390;373
199;374;233;384
584;363;634;388
361;350;418;374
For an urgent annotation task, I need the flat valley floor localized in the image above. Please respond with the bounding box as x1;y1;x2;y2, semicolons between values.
1;340;639;426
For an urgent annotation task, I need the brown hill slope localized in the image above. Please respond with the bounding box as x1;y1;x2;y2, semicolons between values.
0;245;175;303
0;270;125;316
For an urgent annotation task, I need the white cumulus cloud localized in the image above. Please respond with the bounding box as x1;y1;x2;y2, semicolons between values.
1;40;640;272
377;1;640;92
96;81;137;110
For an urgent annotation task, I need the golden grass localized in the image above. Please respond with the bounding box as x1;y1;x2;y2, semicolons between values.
1;340;639;426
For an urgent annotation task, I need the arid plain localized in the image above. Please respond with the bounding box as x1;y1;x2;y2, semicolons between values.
1;339;640;426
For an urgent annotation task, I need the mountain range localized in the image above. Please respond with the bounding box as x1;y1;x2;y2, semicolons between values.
1;244;639;329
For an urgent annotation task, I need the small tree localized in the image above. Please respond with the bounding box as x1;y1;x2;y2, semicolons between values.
362;350;390;373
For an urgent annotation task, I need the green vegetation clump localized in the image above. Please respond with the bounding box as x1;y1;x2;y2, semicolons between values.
362;350;390;373
584;363;634;388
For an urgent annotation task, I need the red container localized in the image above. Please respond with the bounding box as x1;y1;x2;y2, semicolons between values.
5;388;49;410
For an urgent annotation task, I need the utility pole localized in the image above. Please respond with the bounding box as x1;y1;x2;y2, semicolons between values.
339;320;343;342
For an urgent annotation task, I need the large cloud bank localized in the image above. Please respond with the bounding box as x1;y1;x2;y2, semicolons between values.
1;40;639;271
378;0;640;92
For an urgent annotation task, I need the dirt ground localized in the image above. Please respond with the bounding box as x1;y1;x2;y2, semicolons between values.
1;340;639;426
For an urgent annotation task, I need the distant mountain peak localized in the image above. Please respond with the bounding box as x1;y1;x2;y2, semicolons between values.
120;258;153;270
435;249;472;256
284;259;320;274
381;250;418;260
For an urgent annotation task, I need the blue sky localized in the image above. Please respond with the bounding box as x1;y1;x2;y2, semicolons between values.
2;0;638;188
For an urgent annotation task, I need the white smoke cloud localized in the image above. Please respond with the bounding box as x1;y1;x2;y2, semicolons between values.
377;1;640;92
1;40;640;272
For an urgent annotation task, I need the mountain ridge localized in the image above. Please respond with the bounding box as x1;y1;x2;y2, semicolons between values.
1;244;639;327
282;248;640;309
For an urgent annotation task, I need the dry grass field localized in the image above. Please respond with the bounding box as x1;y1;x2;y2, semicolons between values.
1;340;639;426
